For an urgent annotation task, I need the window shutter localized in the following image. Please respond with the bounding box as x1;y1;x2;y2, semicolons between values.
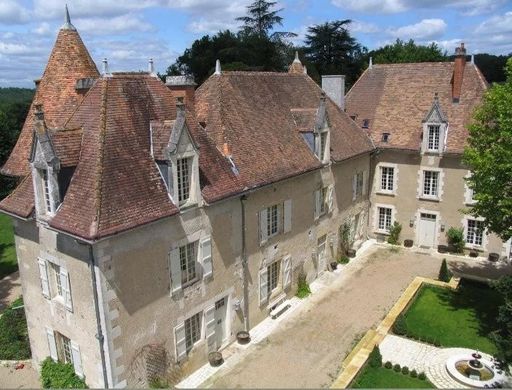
327;186;334;212
259;267;269;305
283;199;292;233
362;170;368;196
204;305;216;351
71;341;84;378
168;163;175;200
38;259;50;299
60;268;73;312
352;174;357;201
259;209;268;244
169;248;182;295
314;190;320;220
46;327;58;361
282;255;292;290
174;323;187;361
201;237;213;279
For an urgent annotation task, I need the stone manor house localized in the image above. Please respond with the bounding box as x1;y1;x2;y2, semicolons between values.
0;11;509;388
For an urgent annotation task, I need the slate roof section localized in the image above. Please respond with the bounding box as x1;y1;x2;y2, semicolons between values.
1;26;99;176
195;71;374;190
345;62;488;154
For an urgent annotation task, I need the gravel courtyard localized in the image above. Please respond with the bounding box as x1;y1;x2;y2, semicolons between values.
202;246;510;388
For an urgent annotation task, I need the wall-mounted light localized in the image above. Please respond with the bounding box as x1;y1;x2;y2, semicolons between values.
409;218;415;227
441;224;446;232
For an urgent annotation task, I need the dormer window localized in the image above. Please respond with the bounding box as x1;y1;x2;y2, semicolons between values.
382;133;390;143
427;125;440;152
362;119;370;128
319;131;328;161
421;94;447;155
41;169;52;213
177;157;191;205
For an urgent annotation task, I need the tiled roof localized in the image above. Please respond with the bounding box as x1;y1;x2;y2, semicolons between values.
51;128;83;167
0;174;34;219
345;62;488;153
1;27;99;176
195;71;374;190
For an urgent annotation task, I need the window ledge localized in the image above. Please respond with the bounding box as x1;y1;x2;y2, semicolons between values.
419;196;440;202
374;230;390;236
376;191;395;197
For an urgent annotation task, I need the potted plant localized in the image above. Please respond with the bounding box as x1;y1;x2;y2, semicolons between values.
446;227;465;254
438;244;448;253
347;249;356;258
469;250;479;258
208;351;223;367
330;261;338;270
404;239;413;248
236;330;250;344
488;253;499;262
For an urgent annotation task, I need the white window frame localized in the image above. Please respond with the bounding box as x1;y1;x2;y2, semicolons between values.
418;168;443;201
422;170;439;198
176;157;192;205
184;311;202;353
38;257;73;311
315;129;330;163
179;242;198;288
427;124;440;152
374;204;395;234
377;163;398;195
267;204;280;239
168;149;201;210
464;172;477;205
464;217;486;248
259;200;292;244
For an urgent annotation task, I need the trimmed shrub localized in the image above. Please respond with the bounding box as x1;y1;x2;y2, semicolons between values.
392;314;407;336
387;222;402;245
0;297;31;360
40;358;87;389
384;361;393;369
438;259;452;282
337;255;350;264
393;363;401;372
418;372;427;380
368;345;382;368
296;273;311;299
410;369;418;378
446;227;465;253
401;366;409;375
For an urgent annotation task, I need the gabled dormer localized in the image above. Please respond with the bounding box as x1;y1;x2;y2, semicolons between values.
152;102;201;209
314;93;330;163
421;93;448;155
29;105;61;219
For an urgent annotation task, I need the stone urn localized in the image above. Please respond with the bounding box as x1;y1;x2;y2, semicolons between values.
208;351;223;367
236;330;251;345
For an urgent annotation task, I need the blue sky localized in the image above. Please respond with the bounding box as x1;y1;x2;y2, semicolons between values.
1;0;511;87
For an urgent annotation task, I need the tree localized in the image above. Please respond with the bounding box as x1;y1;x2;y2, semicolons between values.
370;39;446;64
463;57;512;241
236;0;283;37
491;276;512;367
303;20;367;88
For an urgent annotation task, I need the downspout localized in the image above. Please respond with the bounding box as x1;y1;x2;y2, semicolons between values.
88;244;109;388
240;195;250;332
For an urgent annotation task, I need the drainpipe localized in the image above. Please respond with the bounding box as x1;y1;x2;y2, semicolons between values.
240;195;250;332
88;244;110;388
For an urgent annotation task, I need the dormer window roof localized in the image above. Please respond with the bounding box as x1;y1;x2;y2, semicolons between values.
421;94;448;155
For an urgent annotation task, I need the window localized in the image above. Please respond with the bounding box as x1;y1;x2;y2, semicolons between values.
466;219;484;246
380;167;394;192
179;242;197;286
319;132;327;161
50;263;63;298
423;171;439;197
267;204;279;238
378;207;392;231
267;261;280;295
55;332;73;365
381;133;390;143
319;187;328;216
177;157;191;204
184;312;201;352
362;119;370;128
427;125;440;151
356;172;364;198
41;169;52;213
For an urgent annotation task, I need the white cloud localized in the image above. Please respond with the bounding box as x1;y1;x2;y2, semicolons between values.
188;18;239;34
475;12;512;35
349;20;380;34
32;22;52;36
331;0;406;13
75;14;153;35
388;18;447;40
332;0;504;14
0;0;30;24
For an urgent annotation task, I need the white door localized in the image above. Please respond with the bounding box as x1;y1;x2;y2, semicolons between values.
214;297;227;349
418;213;437;248
317;235;327;274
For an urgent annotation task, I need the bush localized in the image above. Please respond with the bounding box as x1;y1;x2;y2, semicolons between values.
296;273;311;299
0;297;31;360
401;366;409;375
387;222;402;245
337;255;350;264
393;363;401;372
418;372;426;380
446;227;465;253
410;369;418;378
40;358;87;388
438;259;452;282
368;345;382;368
384;361;392;369
392;314;407;336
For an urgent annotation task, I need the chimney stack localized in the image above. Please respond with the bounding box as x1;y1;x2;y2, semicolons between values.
102;58;112;77
452;42;466;103
321;75;345;110
148;58;156;76
166;75;197;112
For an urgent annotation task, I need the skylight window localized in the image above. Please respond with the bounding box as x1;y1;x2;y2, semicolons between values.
362;119;370;128
381;133;390;143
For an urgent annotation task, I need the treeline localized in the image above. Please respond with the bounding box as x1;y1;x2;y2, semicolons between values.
0;88;33;199
162;0;509;87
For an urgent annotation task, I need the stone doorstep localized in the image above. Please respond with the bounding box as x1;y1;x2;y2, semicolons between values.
330;275;461;389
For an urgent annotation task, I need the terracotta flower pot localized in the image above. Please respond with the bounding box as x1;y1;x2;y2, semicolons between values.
404;239;413;248
208;351;223;367
330;262;338;270
488;253;499;262
438;245;448;253
236;331;250;345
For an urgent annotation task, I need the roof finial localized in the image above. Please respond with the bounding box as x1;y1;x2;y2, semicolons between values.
148;58;156;76
434;92;439;101
214;59;221;75
102;58;112;77
294;51;300;63
369;57;373;69
471;54;474;64
61;4;76;31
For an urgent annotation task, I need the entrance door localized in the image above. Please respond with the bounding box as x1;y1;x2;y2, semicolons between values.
214;297;227;349
317;235;327;274
418;213;437;248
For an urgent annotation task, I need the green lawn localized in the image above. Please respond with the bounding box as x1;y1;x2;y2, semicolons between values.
352;366;434;388
400;280;502;355
0;213;18;279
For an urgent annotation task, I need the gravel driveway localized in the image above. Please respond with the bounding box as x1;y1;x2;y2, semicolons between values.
203;246;443;388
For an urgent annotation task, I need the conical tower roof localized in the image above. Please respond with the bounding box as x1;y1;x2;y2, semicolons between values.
2;8;99;176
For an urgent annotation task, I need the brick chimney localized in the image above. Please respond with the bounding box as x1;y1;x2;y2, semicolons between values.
166;75;196;112
452;43;467;103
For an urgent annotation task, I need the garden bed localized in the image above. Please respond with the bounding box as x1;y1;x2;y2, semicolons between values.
0;214;18;280
0;296;31;360
393;279;502;354
352;365;434;388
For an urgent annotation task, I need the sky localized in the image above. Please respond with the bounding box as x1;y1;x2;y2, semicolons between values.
0;0;511;87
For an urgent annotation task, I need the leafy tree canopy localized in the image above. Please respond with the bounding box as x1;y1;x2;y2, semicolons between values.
463;57;512;240
370;39;446;64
